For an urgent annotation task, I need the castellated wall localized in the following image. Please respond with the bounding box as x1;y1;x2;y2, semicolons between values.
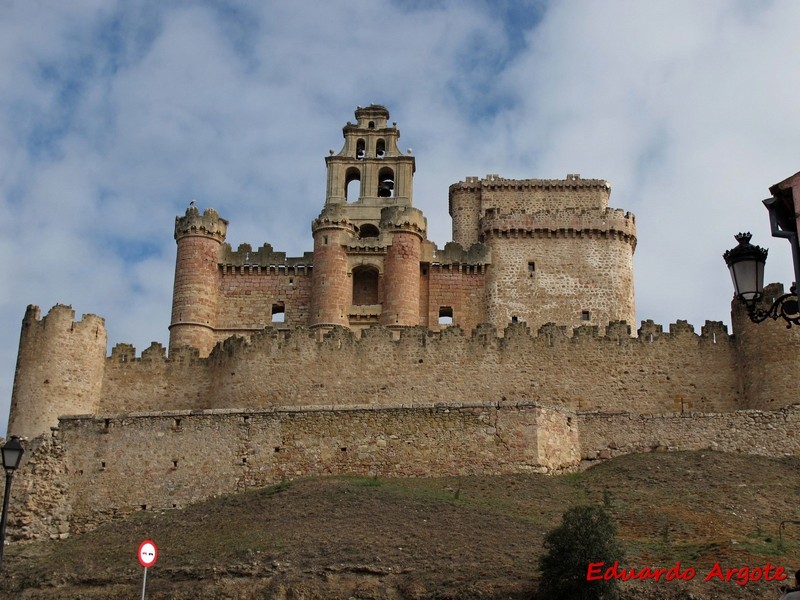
211;243;315;342
94;319;740;418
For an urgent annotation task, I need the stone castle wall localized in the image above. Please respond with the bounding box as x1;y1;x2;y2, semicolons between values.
7;401;800;542
4;401;578;539
13;301;800;441
580;404;800;461
421;265;486;332
483;230;635;330
90;318;743;418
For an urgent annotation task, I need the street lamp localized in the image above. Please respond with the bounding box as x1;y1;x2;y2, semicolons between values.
723;232;800;328
0;436;24;568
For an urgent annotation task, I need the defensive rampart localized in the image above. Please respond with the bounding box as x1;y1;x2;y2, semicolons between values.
98;319;741;417
6;402;800;542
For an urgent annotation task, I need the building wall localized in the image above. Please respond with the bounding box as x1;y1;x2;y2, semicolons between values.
8;402;577;537
82;317;746;417
215;268;313;334
8;401;800;542
579;404;800;461
421;266;486;331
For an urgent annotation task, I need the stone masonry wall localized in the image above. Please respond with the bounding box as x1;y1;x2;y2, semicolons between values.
54;402;575;535
8;305;107;440
729;283;800;410
8;402;800;542
94;320;744;418
580;404;800;461
484;234;635;331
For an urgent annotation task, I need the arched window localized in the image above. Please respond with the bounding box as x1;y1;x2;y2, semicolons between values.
377;167;394;198
352;266;379;305
376;139;386;158
345;167;361;202
356;139;365;160
358;224;380;239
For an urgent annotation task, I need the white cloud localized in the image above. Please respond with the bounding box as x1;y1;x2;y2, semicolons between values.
1;0;799;434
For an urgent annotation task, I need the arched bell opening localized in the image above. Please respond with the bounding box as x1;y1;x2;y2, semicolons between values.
356;139;366;160
345;167;361;203
376;139;386;159
377;166;395;198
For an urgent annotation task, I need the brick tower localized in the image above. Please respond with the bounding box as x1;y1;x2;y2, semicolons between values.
169;206;228;355
310;105;425;331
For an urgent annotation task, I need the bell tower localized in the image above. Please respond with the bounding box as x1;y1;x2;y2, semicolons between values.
324;104;415;212
310;105;425;330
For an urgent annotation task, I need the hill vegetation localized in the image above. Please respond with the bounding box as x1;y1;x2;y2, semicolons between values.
1;451;799;599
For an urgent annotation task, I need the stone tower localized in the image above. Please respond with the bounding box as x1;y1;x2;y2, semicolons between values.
169;207;228;355
449;174;637;331
8;305;107;439
310;104;426;330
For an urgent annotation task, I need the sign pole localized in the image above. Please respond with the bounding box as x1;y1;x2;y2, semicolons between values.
137;539;158;599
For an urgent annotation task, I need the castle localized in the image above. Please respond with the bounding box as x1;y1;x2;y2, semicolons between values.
5;106;800;541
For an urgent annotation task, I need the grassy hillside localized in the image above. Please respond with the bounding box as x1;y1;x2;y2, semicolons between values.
2;451;799;599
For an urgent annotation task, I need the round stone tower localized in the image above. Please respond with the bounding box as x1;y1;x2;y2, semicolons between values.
169;206;228;356
310;206;355;329
448;177;482;249
730;282;800;409
380;206;426;327
8;304;107;439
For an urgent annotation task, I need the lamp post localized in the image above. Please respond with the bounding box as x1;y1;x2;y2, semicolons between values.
0;436;24;568
723;232;800;328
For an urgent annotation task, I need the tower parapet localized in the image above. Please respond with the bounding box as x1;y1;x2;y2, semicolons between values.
8;304;107;439
169;206;228;356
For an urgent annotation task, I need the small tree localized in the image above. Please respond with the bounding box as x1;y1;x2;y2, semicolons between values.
538;505;624;600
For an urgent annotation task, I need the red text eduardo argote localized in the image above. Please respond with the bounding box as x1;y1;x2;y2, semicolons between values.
587;561;787;586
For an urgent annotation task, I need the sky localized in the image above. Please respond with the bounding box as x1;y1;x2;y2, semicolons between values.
1;0;799;435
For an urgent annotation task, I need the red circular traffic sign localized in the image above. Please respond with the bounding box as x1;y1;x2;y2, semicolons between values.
138;539;158;568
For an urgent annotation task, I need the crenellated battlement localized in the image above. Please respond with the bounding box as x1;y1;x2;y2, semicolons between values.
450;174;611;192
77;313;754;426
21;303;106;332
105;316;736;366
174;206;228;241
219;242;314;268
480;207;636;247
379;205;427;236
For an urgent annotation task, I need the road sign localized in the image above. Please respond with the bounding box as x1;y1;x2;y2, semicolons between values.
138;539;158;568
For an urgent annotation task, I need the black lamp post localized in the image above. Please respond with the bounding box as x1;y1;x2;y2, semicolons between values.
724;232;800;328
0;436;24;568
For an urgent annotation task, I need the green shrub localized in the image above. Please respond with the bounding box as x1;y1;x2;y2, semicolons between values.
538;505;624;599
